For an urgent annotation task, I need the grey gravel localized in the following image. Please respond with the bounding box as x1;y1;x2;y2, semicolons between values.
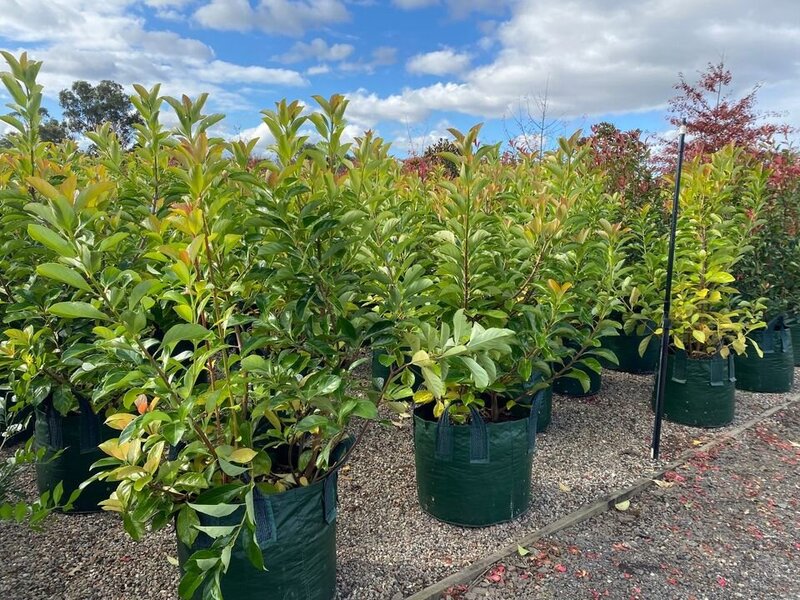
0;368;797;599
462;398;800;599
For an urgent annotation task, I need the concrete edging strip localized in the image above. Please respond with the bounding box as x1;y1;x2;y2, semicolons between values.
404;394;800;600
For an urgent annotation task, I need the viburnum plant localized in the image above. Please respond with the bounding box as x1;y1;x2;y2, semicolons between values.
642;146;768;358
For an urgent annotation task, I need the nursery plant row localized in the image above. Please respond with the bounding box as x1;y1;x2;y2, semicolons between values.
0;52;799;600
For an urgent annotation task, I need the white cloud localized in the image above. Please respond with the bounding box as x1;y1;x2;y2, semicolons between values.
392;0;511;17
193;0;350;36
0;0;307;113
348;0;800;129
407;48;471;76
307;64;331;75
339;46;397;74
392;0;436;8
274;38;354;64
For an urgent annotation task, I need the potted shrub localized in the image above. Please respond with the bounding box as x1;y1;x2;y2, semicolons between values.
409;311;529;526
601;205;667;374
642;147;767;427
0;53;120;511
17;86;413;599
734;151;800;382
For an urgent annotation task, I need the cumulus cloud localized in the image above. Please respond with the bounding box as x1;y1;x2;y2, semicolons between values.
348;0;800;128
392;0;511;17
339;46;397;74
274;38;354;64
407;48;471;76
193;0;350;36
0;0;307;112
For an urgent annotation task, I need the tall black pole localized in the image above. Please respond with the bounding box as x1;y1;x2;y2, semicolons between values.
651;118;687;460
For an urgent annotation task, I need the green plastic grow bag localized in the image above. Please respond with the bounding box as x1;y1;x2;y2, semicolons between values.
601;333;660;374
177;438;352;600
734;317;794;393
791;322;800;367
655;351;736;428
508;374;552;432
34;400;115;512
413;397;540;527
553;363;602;397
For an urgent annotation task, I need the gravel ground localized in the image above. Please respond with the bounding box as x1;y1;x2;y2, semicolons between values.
456;400;800;600
0;368;797;599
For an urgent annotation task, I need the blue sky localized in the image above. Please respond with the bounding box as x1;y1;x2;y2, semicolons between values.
0;1;798;154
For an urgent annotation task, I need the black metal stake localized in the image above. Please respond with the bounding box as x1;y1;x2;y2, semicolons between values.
651;118;687;460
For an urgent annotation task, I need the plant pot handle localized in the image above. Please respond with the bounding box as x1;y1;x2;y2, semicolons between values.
251;486;278;543
435;405;489;464
671;352;687;384
526;390;541;455
711;353;735;385
44;399;63;450
76;394;101;454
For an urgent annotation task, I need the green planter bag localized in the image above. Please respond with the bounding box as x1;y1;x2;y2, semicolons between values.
734;316;794;393
34;397;115;512
790;320;800;367
654;351;736;428
177;438;352;600
413;395;540;527
553;362;602;397
507;373;552;432
600;333;660;374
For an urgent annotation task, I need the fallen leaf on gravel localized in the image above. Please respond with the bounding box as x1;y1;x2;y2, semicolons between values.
517;545;530;557
485;564;505;583
692;439;703;446
653;479;674;488
554;563;567;573
614;499;631;511
559;482;571;492
717;575;728;587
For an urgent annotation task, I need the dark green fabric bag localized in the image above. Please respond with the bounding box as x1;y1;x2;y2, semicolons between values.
413;396;539;527
34;398;115;512
553;363;602;397
654;351;735;428
178;438;352;600
790;323;800;367
734;317;794;393
507;373;552;432
601;333;660;374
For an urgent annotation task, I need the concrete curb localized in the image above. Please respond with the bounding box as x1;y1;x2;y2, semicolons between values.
404;394;800;600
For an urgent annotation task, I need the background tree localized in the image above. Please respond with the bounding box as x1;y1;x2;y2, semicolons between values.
580;122;659;209
59;80;141;147
37;108;68;144
660;61;789;168
423;137;460;178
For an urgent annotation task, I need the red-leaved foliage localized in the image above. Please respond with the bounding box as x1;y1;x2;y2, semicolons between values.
580;122;660;208
659;61;792;171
